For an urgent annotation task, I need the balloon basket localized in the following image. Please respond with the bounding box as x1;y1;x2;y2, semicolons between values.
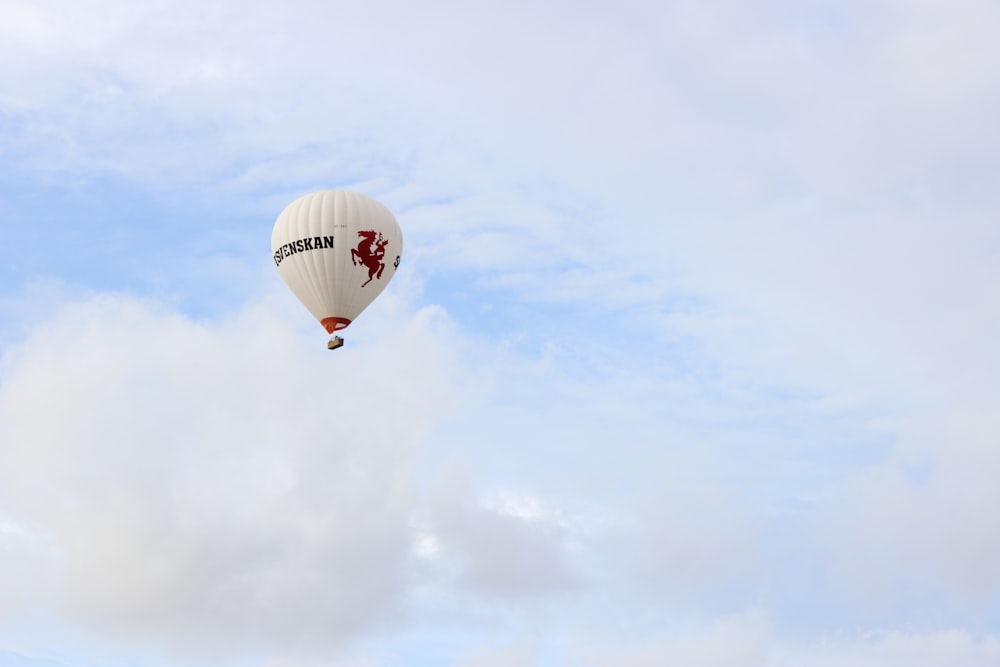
327;336;345;350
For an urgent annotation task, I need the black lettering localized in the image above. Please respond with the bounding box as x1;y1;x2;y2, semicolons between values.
393;255;401;269
274;237;338;266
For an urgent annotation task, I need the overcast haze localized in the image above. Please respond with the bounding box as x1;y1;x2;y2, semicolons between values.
2;1;1000;665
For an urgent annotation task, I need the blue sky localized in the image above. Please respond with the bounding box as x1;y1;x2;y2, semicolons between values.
2;0;1000;665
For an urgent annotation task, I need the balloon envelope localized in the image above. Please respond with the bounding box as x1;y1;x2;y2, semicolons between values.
271;190;402;333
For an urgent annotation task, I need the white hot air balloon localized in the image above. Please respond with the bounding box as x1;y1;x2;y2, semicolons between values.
272;190;403;349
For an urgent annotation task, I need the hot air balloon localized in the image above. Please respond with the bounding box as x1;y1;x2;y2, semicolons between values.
272;190;402;349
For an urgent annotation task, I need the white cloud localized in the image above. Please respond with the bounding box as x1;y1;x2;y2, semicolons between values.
3;0;1000;664
455;642;539;667
578;609;772;667
426;463;581;600
0;288;464;663
819;408;1000;612
602;469;760;609
777;628;1000;667
579;614;1000;667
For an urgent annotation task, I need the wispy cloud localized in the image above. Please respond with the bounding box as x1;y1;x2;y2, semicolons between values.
2;0;1000;665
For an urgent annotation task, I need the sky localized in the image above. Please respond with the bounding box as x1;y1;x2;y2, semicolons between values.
1;0;1000;665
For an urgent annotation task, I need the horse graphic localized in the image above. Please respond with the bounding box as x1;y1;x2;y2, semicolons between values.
351;230;389;287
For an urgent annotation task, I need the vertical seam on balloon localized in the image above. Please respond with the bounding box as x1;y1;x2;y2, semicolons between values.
310;193;328;321
291;196;312;321
339;191;351;319
307;192;327;321
288;198;313;321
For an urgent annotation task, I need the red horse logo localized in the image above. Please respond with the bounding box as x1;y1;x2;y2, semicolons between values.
351;230;389;287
